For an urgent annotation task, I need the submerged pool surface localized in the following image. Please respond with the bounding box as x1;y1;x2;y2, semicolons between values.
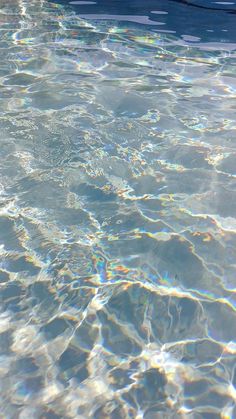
0;0;236;417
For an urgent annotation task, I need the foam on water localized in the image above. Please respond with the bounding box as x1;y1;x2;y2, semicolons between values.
0;0;236;417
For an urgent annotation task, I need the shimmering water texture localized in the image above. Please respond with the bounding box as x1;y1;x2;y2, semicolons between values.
1;1;236;418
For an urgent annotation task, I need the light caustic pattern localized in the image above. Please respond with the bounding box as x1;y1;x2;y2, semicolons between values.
0;0;236;418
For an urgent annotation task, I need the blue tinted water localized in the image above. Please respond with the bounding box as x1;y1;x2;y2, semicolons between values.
0;0;236;417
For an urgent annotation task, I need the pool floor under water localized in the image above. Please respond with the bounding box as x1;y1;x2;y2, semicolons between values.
0;0;236;418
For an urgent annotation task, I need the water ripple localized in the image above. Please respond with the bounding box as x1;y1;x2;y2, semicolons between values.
0;0;236;417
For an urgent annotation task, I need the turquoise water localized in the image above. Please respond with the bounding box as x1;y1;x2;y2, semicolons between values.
1;0;236;417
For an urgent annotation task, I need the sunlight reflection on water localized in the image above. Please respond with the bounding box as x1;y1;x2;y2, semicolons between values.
0;0;236;417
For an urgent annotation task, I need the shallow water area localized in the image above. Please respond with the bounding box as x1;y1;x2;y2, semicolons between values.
0;0;236;417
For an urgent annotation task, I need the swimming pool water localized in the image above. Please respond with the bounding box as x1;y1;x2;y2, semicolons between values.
0;0;236;417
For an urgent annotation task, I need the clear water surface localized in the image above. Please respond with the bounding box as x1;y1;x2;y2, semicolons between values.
0;0;236;417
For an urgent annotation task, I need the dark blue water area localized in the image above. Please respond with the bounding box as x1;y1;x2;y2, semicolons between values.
53;0;236;43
